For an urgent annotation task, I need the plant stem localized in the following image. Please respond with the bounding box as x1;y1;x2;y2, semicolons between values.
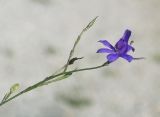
0;62;108;107
0;16;100;107
63;16;98;72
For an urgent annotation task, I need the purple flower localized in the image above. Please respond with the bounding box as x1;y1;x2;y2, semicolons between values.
97;29;136;63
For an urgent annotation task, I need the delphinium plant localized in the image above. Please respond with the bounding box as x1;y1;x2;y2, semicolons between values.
0;17;144;107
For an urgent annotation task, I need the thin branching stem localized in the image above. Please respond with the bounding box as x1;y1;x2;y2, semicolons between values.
63;16;98;72
0;62;108;107
0;16;100;107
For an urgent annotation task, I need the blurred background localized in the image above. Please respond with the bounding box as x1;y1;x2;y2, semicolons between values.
0;0;159;117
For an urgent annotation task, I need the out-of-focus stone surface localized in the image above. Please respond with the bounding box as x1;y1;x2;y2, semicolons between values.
0;0;160;117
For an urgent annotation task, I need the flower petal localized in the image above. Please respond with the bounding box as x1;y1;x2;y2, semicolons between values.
97;48;115;53
120;54;133;62
115;39;125;49
115;39;128;54
98;40;115;50
122;29;131;42
107;54;119;63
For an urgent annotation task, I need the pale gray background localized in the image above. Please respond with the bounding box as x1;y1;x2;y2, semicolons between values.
0;0;159;117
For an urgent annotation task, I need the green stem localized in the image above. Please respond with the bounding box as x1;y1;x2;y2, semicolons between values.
0;62;108;107
63;16;98;72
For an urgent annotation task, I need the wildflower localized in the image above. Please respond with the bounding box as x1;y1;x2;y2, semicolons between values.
97;29;137;63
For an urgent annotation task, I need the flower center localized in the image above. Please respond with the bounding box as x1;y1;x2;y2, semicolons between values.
115;40;128;55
